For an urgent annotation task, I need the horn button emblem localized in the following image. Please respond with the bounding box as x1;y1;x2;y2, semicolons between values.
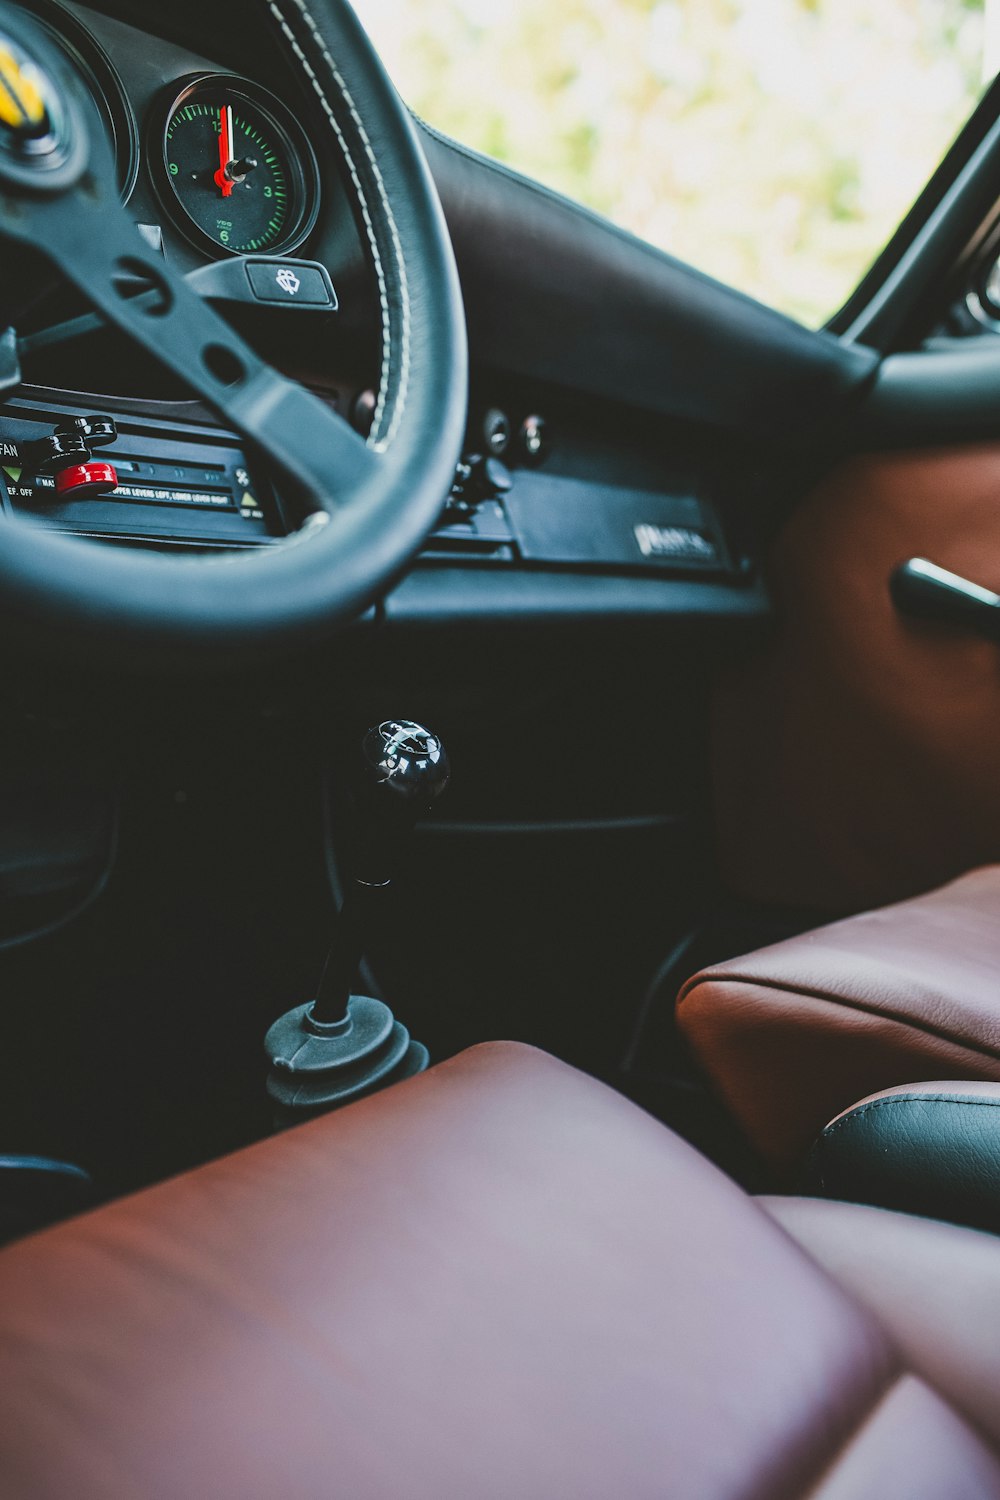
376;720;438;769
0;26;85;186
0;42;50;137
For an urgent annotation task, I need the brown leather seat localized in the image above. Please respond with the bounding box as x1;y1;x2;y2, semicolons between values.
677;865;1000;1173
763;1195;1000;1455
1;1043;1000;1496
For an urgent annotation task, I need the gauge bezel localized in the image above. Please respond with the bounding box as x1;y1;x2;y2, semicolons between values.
152;72;321;259
20;0;139;202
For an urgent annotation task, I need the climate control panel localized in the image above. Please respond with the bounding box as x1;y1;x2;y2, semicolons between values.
0;399;278;546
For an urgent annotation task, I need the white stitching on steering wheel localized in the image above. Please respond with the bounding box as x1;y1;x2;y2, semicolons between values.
267;0;411;454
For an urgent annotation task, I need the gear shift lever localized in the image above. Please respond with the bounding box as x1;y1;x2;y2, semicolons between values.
264;721;449;1118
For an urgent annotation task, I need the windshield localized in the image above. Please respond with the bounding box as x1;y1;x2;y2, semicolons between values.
355;0;989;328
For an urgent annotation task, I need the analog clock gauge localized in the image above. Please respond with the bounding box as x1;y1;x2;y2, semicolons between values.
155;75;320;257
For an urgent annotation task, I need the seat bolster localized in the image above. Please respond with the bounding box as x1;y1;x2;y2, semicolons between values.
808;1376;1000;1500
811;1081;1000;1233
677;977;1000;1173
762;1195;1000;1455
0;1041;898;1500
676;866;1000;1172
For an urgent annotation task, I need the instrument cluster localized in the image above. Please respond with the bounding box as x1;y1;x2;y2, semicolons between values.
18;0;323;263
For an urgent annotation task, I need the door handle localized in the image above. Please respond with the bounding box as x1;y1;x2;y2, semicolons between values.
890;558;1000;642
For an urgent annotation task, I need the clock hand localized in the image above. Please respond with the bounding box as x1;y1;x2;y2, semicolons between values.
213;105;235;199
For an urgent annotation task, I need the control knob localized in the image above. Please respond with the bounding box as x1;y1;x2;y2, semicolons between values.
31;414;119;499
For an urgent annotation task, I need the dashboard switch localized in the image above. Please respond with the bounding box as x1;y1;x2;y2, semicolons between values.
55;462;118;498
73;415;118;448
32;414;118;474
350;388;377;436
186;257;339;312
245;259;337;307
519;414;548;464
32;430;88;472
482;407;511;456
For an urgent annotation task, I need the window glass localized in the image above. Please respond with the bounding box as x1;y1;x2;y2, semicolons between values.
354;0;988;327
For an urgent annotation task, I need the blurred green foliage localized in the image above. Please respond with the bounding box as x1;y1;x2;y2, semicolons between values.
354;0;986;325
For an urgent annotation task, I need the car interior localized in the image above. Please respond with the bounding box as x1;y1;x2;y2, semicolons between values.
6;0;1000;1493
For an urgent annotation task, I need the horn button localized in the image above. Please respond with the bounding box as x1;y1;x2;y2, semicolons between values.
0;24;87;187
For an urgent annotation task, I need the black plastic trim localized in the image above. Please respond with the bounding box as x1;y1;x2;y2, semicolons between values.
830;73;1000;350
855;346;1000;446
383;563;769;630
418;814;684;838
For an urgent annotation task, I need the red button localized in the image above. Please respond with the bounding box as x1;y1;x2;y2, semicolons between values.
55;462;118;498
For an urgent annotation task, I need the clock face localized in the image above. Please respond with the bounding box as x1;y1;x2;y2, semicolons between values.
157;76;319;257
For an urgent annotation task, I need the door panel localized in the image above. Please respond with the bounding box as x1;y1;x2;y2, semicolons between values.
711;59;1000;917
713;444;1000;912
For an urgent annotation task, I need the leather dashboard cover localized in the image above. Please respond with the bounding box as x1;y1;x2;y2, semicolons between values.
417;124;877;438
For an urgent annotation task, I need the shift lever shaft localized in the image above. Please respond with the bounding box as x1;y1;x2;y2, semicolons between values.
311;721;450;1023
264;720;449;1118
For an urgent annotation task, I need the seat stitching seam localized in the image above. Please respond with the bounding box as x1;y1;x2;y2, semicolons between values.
823;1092;1000;1141
795;1377;915;1500
677;974;1000;1063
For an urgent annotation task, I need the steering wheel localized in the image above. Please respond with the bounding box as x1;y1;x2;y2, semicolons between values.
0;1;467;668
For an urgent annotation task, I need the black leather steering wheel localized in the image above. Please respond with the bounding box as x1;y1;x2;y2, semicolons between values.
0;1;467;668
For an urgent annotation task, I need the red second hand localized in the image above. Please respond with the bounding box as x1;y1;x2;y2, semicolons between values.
214;105;234;198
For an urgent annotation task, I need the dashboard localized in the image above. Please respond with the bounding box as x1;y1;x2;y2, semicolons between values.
0;0;770;634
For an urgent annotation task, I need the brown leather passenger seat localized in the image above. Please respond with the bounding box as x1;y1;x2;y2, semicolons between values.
677;865;1000;1172
2;1043;1000;1496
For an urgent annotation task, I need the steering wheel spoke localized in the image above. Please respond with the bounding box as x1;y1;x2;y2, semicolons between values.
6;188;378;511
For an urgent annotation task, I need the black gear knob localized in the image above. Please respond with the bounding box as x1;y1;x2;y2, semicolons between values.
353;720;449;885
360;718;449;801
